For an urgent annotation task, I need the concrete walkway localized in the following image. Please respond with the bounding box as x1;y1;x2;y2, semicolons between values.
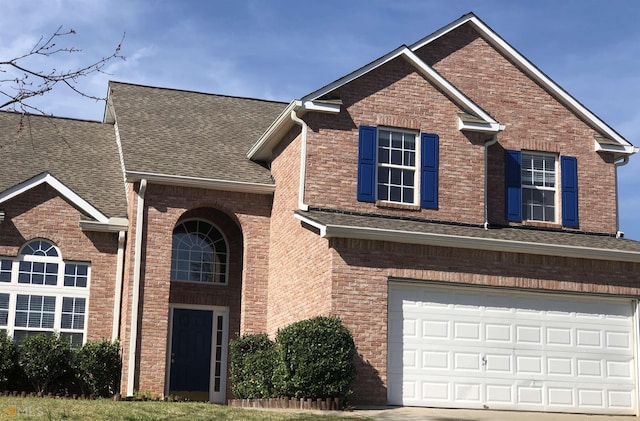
346;406;637;421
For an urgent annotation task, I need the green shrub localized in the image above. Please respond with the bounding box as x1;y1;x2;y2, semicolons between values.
274;316;355;401
77;339;122;397
230;333;277;399
19;334;72;393
0;331;18;390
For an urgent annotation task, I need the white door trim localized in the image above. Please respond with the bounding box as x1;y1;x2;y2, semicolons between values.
165;304;229;403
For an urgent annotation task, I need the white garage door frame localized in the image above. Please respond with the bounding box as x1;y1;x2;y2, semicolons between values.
387;280;640;416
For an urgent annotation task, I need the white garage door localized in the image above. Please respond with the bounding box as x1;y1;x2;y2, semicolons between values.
388;283;637;415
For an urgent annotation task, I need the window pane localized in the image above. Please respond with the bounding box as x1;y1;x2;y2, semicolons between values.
0;259;10;282
61;314;72;329
390;168;402;185
404;187;414;204
0;293;8;327
390;186;401;202
403;169;414;187
377;185;388;201
378;147;389;164
390;149;402;165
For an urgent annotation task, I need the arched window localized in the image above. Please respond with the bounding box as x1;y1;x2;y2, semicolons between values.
18;239;60;285
171;220;228;284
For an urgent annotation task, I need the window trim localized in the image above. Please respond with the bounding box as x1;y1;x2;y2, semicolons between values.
520;151;559;223
170;219;230;285
376;127;420;206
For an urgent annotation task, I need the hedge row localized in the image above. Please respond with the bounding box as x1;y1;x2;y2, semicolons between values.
230;316;355;404
0;332;121;397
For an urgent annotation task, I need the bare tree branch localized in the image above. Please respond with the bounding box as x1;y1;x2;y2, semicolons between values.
0;26;125;114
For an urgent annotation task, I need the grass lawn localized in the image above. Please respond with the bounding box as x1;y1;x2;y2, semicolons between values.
0;396;367;420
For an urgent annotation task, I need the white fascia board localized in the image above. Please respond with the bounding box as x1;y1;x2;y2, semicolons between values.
248;101;301;161
295;213;640;263
301;45;410;103
0;173;109;223
594;140;639;156
294;212;327;236
79;217;128;233
302;101;341;113
412;14;634;149
248;100;341;162
126;171;276;194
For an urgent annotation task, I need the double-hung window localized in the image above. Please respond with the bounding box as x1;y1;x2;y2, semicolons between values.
505;150;578;227
377;129;418;205
0;239;89;347
521;152;556;222
357;125;439;208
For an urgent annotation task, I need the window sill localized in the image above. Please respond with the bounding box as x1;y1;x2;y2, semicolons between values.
375;201;421;211
521;220;563;229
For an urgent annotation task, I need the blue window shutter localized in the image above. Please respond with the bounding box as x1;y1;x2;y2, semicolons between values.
505;150;522;222
420;133;439;209
357;125;377;202
561;156;579;227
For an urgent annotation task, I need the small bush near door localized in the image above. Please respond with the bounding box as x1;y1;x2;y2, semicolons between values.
230;316;356;404
229;333;277;399
76;339;122;397
274;316;355;401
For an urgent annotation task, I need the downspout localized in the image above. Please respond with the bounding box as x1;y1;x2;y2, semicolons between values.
289;109;309;211
111;230;126;341
127;178;147;397
484;135;498;229
614;156;629;238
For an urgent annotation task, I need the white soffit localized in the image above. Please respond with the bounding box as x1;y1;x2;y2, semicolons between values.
0;173;109;223
411;13;635;151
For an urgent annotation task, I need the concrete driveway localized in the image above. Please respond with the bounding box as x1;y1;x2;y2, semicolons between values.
346;406;637;421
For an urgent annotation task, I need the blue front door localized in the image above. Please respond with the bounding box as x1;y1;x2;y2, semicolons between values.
169;309;213;401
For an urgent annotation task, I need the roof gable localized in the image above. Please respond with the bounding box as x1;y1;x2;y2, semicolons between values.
0;172;108;223
0;111;127;219
301;45;499;132
411;12;636;156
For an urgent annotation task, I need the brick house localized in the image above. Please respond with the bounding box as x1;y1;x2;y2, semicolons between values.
1;12;639;415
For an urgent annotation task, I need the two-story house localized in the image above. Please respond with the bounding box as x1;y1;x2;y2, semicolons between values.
1;13;639;415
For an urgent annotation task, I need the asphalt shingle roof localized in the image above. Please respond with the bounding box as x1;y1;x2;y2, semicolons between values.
0;111;126;218
108;82;287;184
297;209;640;254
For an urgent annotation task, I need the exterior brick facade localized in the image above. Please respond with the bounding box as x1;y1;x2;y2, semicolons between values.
2;14;637;414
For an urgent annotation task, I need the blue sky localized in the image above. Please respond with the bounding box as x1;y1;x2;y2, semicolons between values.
2;0;639;239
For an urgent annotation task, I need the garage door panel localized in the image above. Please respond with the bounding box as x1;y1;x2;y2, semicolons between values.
388;284;636;415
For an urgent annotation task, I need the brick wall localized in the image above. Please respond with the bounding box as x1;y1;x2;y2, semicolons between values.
415;23;618;233
0;184;119;341
327;236;640;404
266;127;334;335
